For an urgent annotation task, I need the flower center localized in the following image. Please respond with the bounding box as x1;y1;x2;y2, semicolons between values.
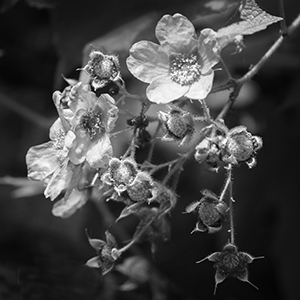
222;253;240;270
111;162;137;186
81;108;104;140
169;53;202;86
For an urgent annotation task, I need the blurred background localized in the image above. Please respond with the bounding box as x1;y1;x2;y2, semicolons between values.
0;0;300;299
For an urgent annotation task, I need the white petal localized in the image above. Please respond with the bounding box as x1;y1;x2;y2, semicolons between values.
198;28;220;73
146;76;188;104
126;41;169;83
185;71;214;100
156;14;197;53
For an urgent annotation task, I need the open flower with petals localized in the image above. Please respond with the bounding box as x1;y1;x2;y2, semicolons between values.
26;118;76;200
127;13;219;104
61;84;118;169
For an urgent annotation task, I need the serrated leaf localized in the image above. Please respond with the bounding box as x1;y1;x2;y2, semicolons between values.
216;0;282;50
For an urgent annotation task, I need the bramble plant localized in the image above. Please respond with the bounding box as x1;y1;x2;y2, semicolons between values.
13;0;299;296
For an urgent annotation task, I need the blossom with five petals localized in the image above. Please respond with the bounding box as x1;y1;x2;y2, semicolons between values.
126;13;219;104
53;84;118;169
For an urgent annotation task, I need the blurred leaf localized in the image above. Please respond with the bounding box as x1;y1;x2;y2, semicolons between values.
0;176;44;198
26;0;55;9
0;0;19;13
50;0;243;87
195;0;239;16
79;13;158;84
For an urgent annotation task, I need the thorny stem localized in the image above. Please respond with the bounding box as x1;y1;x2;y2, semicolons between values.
116;211;159;255
147;157;183;175
220;56;233;80
219;166;232;203
199;99;211;119
227;165;235;245
146;121;162;163
111;127;132;137
216;82;242;121
162;126;212;185
118;83;150;105
122;132;136;158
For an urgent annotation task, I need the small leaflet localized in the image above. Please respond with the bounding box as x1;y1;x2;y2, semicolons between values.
216;0;283;50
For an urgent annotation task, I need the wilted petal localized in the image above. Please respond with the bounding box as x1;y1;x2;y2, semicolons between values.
52;189;88;218
69;128;90;165
146;76;188;103
100;95;118;133
86;134;112;169
26;142;58;182
186;71;214;100
198;28;220;73
156;14;197;53
49;118;64;140
127;41;169;83
86;256;100;268
44;161;73;200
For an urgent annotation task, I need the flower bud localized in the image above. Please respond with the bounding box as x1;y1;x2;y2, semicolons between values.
185;189;227;233
102;157;138;194
83;50;121;90
126;172;156;203
158;106;194;146
198;242;263;294
221;126;263;168
86;231;120;275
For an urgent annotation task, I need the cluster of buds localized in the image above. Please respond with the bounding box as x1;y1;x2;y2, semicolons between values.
185;189;227;233
83;49;121;90
198;243;263;294
195;126;262;170
102;157;157;204
158;106;194;146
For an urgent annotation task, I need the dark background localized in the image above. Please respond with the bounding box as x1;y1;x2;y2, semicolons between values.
0;0;300;299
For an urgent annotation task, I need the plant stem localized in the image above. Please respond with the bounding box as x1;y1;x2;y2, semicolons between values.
219;166;232;203
215;12;300;120
278;0;288;35
147;157;182;175
116;212;159;255
146;121;161;162
162;126;212;185
227;165;235;244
